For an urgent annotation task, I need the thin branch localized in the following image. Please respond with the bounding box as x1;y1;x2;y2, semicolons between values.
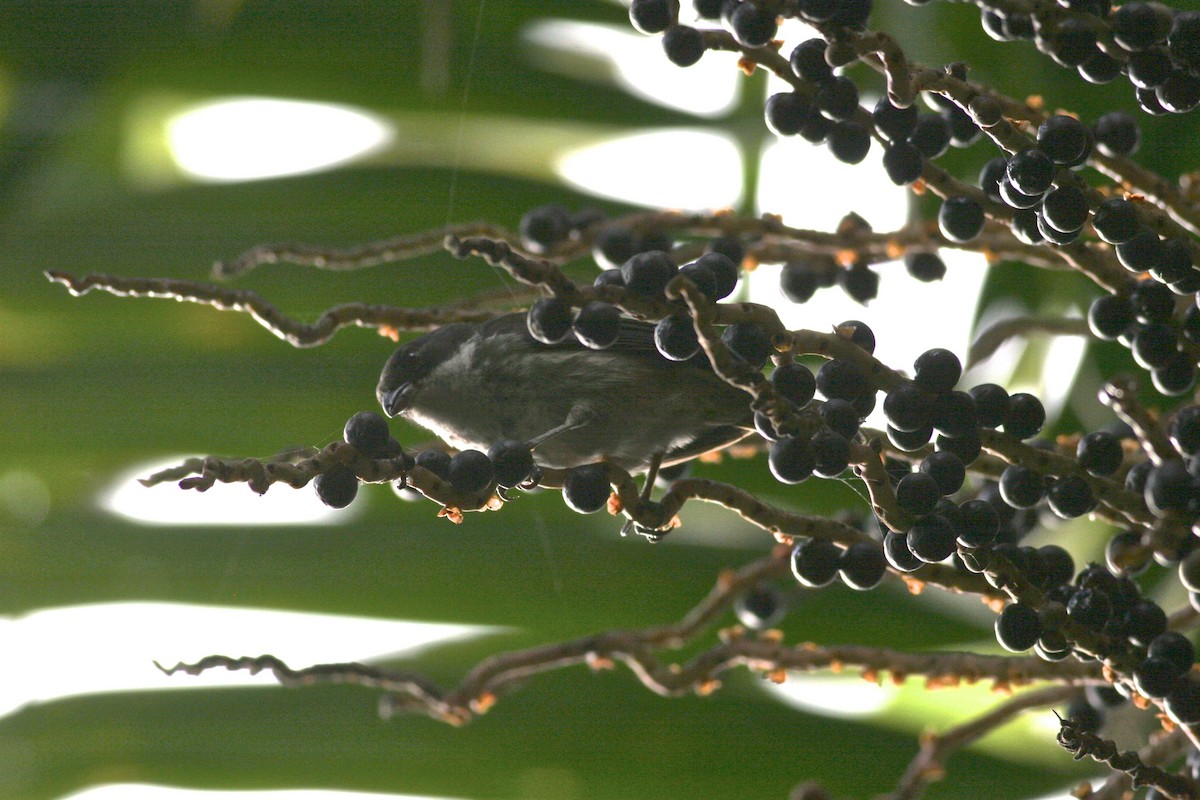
884;684;1080;800
157;550;1102;726
44;270;498;348
1100;376;1177;467
212;222;520;279
979;428;1155;528
966;316;1092;370
139;442;501;519
1084;728;1192;800
1056;716;1200;800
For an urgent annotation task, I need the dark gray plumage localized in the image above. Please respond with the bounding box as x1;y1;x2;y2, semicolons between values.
377;313;753;472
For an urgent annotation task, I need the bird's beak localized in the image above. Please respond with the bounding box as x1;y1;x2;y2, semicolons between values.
382;384;412;417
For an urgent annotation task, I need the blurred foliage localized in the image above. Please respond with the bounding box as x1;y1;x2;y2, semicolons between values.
5;1;1199;799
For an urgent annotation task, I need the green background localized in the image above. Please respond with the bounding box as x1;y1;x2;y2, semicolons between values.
3;1;1199;798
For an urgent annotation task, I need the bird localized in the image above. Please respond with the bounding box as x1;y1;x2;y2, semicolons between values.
376;312;754;474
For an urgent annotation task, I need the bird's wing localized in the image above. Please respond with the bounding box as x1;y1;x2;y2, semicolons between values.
662;425;754;467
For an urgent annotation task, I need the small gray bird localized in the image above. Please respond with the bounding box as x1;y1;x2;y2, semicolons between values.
376;313;754;473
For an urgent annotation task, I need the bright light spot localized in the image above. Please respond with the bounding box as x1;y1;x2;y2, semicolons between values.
763;673;894;717
1035;317;1088;422
556;129;742;210
0;602;496;719
102;456;359;526
65;786;463;800
166;97;394;182
963;299;1031;388
523;21;739;117
0;469;51;527
757;134;908;233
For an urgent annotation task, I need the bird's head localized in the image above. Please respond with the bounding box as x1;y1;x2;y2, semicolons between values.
376;323;477;417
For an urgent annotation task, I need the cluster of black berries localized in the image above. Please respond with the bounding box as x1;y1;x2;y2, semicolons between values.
521;207;788;372
778;247;947;301
313;411;538;508
313;411;407;509
779;253;882;305
875;91;984;185
1137;405;1200;518
627;0;712;67
978;113;1098;246
764;322;877;485
879;349;1056;568
637;0;873;67
977;0;1200;115
998;460;1098;522
591;218;745;298
884;484;1005;571
791;536;888;591
521;208;746;352
887;349;1044;459
414;439;537;494
518;204;606;254
997;559;1200;724
767;36;871;166
1083;204;1200;395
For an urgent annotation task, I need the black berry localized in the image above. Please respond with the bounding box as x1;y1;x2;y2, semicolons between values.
969;383;1010;428
573;302;621;349
914;348;962;393
816;358;871;402
447;449;495;493
792;538;843;587
520;204;572;253
896;472;941;515
885;531;924;571
662;25;706;66
1087;294;1134;340
905;251;946;282
1094;112;1141;157
838;262;879;303
314;465;359;509
1077;431;1123;476
811;429;852;477
790;38;833;83
416;449;452;479
827;120;872;165
655;314;700;361
722;322;773;368
884;382;935;432
772;362;817;406
938;196;985;243
907;513;957;562
999;464;1045;508
344;411;391;457
1006;149;1055;196
527;297;575;344
770;436;816;484
995;602;1041;651
873;97;918;142
487;440;536;488
1003;393;1045;439
839;542;888;590
920;450;966;495
695;251;740;299
562;464;610;513
730;2;778;47
1046;475;1096;518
